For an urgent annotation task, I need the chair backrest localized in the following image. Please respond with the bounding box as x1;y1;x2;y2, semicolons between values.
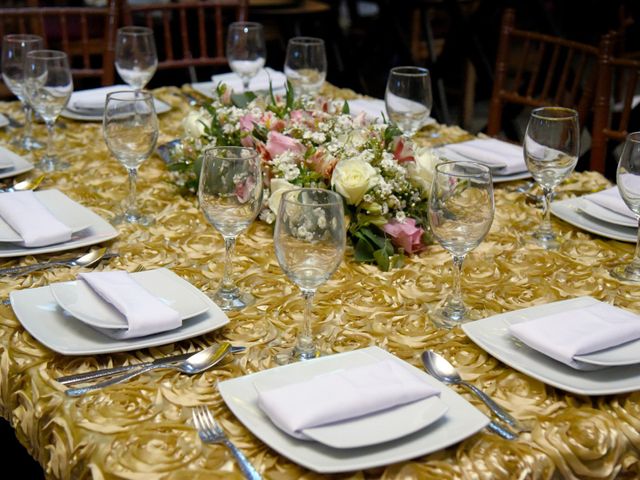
0;0;118;87
487;8;599;139
122;0;248;83
591;33;640;175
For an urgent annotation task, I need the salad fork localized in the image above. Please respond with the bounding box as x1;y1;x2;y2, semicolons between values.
192;406;262;480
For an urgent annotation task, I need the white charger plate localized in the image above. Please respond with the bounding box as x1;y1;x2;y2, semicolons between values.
462;297;640;395
219;347;489;473
0;190;91;243
551;197;637;242
578;198;637;228
10;277;229;355
0;190;118;257
50;268;211;330
0;145;34;179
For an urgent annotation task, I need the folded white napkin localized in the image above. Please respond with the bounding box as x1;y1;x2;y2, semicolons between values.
441;138;527;175
0;145;18;170
509;302;640;369
584;186;636;220
0;191;71;247
79;271;181;339
256;359;440;439
348;98;386;122
212;67;287;93
69;85;132;112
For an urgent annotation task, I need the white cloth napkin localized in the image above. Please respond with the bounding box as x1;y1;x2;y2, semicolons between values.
256;359;440;439
212;67;287;93
79;271;181;339
348;98;386;122
509;302;640;369
584;186;636;220
0;145;17;169
69;85;132;112
440;138;527;175
0;191;71;247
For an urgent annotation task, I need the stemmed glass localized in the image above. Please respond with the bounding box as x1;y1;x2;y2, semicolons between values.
226;22;266;92
524;107;579;249
115;26;158;91
428;161;494;328
198;146;263;310
103;91;158;226
385;66;433;138
611;132;640;282
24;50;73;172
1;34;44;151
274;188;346;361
283;37;327;97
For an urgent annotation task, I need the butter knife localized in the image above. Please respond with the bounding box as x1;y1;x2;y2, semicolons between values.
56;345;246;385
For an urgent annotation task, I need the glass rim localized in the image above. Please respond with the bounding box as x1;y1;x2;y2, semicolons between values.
531;106;578;121
288;36;324;46
25;49;67;60
202;145;259;160
118;26;153;36
280;187;342;206
625;131;640;143
105;90;154;101
3;34;42;44
229;21;263;30
389;66;430;77
434;160;493;178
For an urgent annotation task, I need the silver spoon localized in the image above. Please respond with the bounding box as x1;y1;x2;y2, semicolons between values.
422;350;525;435
0;247;113;276
0;175;45;193
65;342;232;397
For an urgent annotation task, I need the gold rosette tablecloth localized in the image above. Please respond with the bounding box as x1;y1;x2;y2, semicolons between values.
0;85;639;480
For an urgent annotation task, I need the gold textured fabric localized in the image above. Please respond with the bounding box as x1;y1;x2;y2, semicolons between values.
0;85;639;480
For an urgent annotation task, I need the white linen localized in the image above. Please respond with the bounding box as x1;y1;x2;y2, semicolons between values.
0;145;19;169
584;186;636;220
0;191;71;247
348;98;386;122
440;138;527;175
69;85;132;112
212;67;287;93
79;271;181;339
509;302;640;369
256;359;440;439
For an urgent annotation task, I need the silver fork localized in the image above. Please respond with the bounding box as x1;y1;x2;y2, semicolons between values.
192;406;262;480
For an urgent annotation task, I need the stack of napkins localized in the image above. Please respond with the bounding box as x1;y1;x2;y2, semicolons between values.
583;186;636;220
509;302;640;369
212;67;287;93
438;138;527;175
0;191;71;247
256;360;440;439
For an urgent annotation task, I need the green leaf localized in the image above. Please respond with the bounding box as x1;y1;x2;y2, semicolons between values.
168;162;191;172
354;237;375;262
285;80;295;110
373;248;391;271
341;100;350;114
231;91;257;108
360;227;386;250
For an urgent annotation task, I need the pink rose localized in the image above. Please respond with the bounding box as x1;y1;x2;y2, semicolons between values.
382;218;425;254
266;131;305;157
391;137;415;164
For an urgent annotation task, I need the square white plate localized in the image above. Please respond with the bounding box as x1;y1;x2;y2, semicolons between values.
462;297;640;395
0;146;34;180
218;347;489;473
10;276;229;355
0;190;91;243
551;197;636;242
0;190;118;257
50;268;211;330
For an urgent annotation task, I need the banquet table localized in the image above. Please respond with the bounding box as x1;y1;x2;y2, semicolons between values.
1;84;640;480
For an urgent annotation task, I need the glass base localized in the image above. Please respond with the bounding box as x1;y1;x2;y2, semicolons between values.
430;300;480;329
526;229;561;250
37;156;68;172
611;264;640;283
208;287;254;311
274;346;320;365
112;211;154;227
12;135;43;151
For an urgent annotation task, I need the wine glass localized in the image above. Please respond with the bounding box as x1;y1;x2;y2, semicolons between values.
103;91;158;226
198;146;263;310
115;26;157;91
274;188;346;361
524;107;579;249
283;37;327;97
1;34;44;151
385;66;433;138
226;22;266;92
428;161;494;328
611;132;640;282
24;49;73;172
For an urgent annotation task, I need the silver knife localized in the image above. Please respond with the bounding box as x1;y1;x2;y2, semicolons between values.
55;345;246;385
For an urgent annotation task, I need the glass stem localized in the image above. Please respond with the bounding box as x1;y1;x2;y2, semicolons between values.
450;254;465;309
126;167;138;216
220;236;237;292
631;218;640;269
23;104;33;140
297;288;316;357
242;79;250;92
539;187;554;236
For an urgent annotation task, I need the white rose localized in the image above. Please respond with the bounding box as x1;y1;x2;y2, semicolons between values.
408;146;439;193
268;178;297;214
331;158;378;205
182;110;211;139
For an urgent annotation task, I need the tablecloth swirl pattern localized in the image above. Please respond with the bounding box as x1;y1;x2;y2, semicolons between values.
0;85;638;479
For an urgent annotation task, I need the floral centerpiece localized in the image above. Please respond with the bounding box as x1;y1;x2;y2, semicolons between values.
172;85;438;270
